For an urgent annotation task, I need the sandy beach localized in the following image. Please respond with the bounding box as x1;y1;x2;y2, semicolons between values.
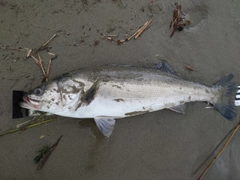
0;0;240;179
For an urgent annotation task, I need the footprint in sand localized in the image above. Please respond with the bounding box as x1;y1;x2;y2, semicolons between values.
184;5;208;31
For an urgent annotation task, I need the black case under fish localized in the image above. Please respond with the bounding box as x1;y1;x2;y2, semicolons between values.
12;90;29;119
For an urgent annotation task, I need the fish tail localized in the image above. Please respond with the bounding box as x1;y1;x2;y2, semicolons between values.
213;73;237;120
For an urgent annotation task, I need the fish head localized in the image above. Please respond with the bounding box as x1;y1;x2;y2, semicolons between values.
20;81;62;112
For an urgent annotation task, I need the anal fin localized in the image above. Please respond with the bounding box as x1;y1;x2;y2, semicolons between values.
169;104;186;114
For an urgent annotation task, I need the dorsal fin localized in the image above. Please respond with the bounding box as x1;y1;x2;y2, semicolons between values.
152;60;178;76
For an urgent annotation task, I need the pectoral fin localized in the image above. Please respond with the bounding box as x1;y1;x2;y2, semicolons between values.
94;117;116;137
82;78;102;105
75;79;102;110
169;104;186;114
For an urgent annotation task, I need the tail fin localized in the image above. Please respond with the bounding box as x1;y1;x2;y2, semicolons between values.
213;73;237;120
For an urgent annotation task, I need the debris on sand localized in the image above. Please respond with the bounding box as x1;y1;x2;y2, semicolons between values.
118;19;153;44
197;122;240;180
28;34;58;82
184;64;194;71
169;3;191;37
2;34;59;82
36;135;63;170
0;116;57;137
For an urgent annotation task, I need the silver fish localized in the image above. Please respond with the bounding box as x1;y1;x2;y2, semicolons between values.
20;61;237;137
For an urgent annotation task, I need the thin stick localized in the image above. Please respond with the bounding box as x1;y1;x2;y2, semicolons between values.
101;33;118;37
0;118;57;137
127;23;147;41
184;64;194;71
16;120;32;128
42;34;58;47
37;135;63;170
1;46;27;52
17;113;46;129
47;52;56;56
31;55;40;66
37;52;48;80
26;48;32;57
105;34;118;37
118;20;153;43
171;16;179;28
16;113;47;129
29;34;59;57
198;122;240;180
47;59;52;77
134;19;152;39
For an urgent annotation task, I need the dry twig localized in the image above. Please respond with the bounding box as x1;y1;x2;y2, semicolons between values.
37;135;63;170
126;25;143;41
1;46;27;52
38;52;48;80
31;54;49;81
134;19;153;39
198;122;240;180
101;33;118;43
170;2;191;37
29;34;59;57
42;34;58;47
0;118;57;137
17;113;47;129
28;34;59;82
26;48;32;57
30;55;40;66
47;59;52;77
184;64;194;71
118;19;153;44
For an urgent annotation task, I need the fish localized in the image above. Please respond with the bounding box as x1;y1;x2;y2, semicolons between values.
20;61;237;137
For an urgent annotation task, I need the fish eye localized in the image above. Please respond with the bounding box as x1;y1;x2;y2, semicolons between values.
34;88;43;96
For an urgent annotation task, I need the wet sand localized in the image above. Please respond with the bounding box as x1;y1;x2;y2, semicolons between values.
0;0;240;179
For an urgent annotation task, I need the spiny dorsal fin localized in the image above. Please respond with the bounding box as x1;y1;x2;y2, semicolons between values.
152;60;178;76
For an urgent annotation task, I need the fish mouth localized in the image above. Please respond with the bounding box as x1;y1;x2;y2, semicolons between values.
20;96;41;110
